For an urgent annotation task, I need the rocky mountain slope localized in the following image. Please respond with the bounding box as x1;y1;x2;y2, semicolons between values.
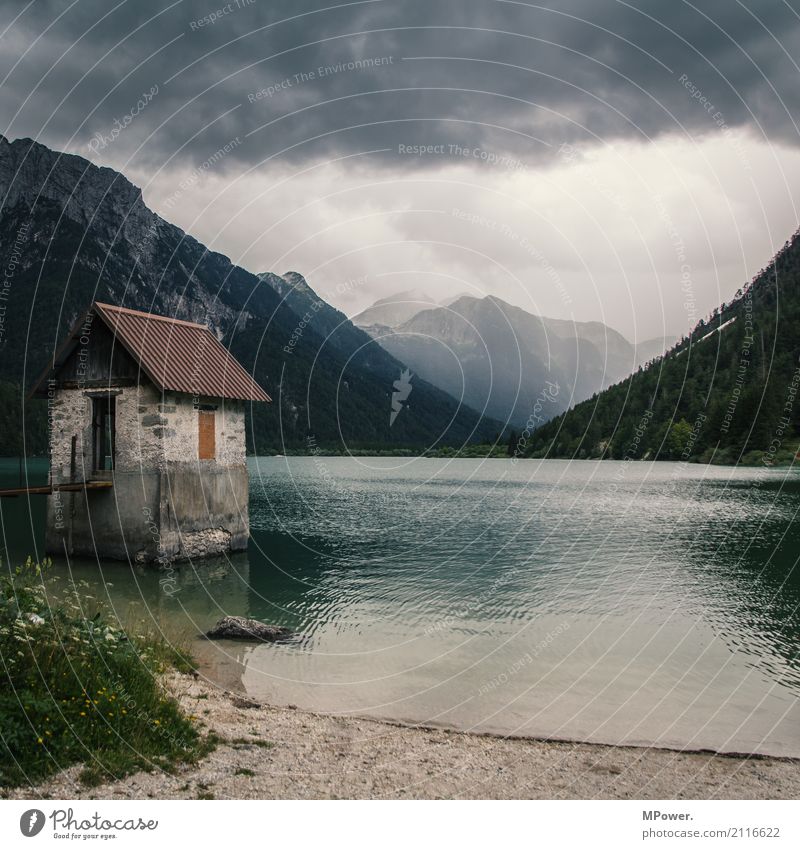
0;135;498;452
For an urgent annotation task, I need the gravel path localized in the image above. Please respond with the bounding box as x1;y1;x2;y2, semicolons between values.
8;672;800;800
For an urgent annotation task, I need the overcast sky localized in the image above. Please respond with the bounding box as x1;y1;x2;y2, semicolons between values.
3;0;800;341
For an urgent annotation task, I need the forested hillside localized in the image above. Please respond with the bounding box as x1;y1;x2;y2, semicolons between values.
523;231;800;464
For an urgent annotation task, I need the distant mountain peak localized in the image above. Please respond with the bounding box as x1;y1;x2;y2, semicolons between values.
352;289;438;328
371;288;436;307
360;293;643;427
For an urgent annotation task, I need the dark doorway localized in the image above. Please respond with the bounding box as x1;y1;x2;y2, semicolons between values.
92;395;115;471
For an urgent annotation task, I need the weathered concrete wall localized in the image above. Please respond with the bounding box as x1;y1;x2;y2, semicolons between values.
158;464;250;559
46;383;250;564
46;471;161;561
46;465;248;563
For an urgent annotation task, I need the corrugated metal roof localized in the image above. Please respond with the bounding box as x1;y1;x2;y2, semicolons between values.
92;302;271;403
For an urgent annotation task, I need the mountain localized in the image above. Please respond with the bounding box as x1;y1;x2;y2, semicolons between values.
522;232;800;463
0;135;499;453
358;295;640;427
439;291;476;308
257;270;373;357
351;290;437;328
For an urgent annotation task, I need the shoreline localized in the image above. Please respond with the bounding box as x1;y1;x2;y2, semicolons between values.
253;452;800;466
6;672;799;800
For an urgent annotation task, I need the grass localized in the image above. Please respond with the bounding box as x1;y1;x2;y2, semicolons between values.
0;558;213;789
229;737;274;749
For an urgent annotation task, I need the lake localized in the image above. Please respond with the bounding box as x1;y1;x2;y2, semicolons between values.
2;456;799;756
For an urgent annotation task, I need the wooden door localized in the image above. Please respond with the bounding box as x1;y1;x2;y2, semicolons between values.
198;410;216;460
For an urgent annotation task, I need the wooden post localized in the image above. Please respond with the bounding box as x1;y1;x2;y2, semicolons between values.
68;435;77;556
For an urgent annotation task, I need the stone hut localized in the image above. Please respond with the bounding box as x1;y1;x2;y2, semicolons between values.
31;302;270;563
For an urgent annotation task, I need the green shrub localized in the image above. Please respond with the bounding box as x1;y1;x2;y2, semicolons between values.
0;558;210;789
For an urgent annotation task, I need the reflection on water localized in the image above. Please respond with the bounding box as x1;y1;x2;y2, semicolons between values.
2;456;799;755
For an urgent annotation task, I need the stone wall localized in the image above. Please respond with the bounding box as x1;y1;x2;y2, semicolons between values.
50;384;246;479
160;395;245;466
121;383;163;471
46;381;250;563
49;388;90;482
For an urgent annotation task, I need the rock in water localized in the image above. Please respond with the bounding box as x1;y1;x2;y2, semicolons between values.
206;616;293;642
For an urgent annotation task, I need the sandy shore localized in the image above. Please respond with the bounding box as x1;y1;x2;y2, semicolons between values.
7;672;800;800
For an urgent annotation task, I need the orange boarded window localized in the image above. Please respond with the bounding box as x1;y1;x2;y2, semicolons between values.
198;410;216;460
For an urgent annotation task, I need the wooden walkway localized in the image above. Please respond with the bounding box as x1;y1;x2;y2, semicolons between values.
0;480;113;498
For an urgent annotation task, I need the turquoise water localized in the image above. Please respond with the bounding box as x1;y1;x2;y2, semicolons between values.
2;456;799;755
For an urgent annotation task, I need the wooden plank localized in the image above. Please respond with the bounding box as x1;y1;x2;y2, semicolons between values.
57;481;114;492
0;480;114;497
0;485;52;497
198;410;216;459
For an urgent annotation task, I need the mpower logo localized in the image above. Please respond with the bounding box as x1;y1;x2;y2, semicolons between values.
15;808;159;838
19;810;45;837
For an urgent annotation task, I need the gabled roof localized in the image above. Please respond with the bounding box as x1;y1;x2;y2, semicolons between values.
31;302;271;403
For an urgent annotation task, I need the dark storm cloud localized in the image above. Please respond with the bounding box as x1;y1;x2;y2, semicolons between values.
2;0;800;173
